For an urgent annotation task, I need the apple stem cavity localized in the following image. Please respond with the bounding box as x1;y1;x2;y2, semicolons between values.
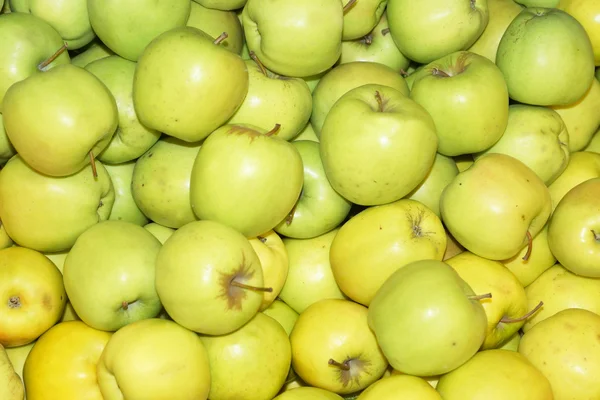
213;32;229;46
257;236;267;243
375;91;386;112
500;301;544;324
328;358;351;371
122;301;129;311
89;151;98;179
266;124;281;137
522;231;533;261
8;296;20;308
432;68;451;78
230;280;273;293
592;230;600;242
249;51;269;77
38;42;68;71
343;0;357;14
285;200;299;226
468;293;492;301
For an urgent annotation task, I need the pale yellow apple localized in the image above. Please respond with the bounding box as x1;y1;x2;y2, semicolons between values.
5;341;34;381
548;150;600;209
249;230;289;310
357;375;442;400
0;343;23;400
143;223;175;245
558;0;600;66
262;299;298;336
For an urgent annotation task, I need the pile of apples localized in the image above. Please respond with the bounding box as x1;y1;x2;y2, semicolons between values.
1;0;600;399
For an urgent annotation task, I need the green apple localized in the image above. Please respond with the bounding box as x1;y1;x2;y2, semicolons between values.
585;127;600;152
133;26;249;143
143;223;175;245
311;61;409;136
0;12;70;112
498;332;521;351
437;349;553;400
155;220;266;335
132;137;201;229
248;230;289;310
387;0;489;64
0;344;23;400
548;178;600;277
357;375;442;400
339;12;411;72
407;153;460;218
0;155;114;253
71;40;114;68
279;229;347;314
292;122;319;143
474;104;570;185
193;0;246;11
3;63;118;177
87;0;190;61
200;312;291;400
552;78;600;151
274;387;343;400
97;318;211;400
291;299;388;394
242;0;343;77
104;162;149;226
496;7;595;106
190;124;303;238
186;1;243;54
330;199;447;306
262;299;298;336
409;51;509;156
274;140;352;239
227;58;313;141
341;0;387;40
0;114;16;166
63;221;162;331
548;151;600;209
519;309;600;400
85;55;161;164
368;259;488;376
440;153;552;260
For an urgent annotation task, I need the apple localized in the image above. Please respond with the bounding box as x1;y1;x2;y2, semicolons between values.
293;122;319;143
341;0;387;41
242;0;343;77
186;1;243;54
585;128;600;152
303;70;328;93
558;0;600;65
262;299;299;336
357;375;442;400
104;162;149;226
409;51;509;157
496;7;595;106
0;114;16;166
143;223;175;245
274;387;343;400
193;0;246;11
330;199;447;306
71;40;114;68
548;151;600;208
386;0;489;64
248;230;289;310
97;318;211;400
133;26;249;143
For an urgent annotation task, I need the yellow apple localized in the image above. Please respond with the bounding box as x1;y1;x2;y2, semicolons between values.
357;375;442;400
249;230;289;310
0;343;23;400
262;299;299;336
559;0;600;66
548;151;600;209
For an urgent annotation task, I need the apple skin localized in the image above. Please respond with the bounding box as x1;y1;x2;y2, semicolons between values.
193;0;246;11
292;122;319;143
186;1;243;54
559;0;600;66
357;375;442;400
104;162;149;226
262;299;298;336
341;0;387;40
5;341;34;382
274;387;343;400
585;128;600;152
548;151;600;209
496;7;595;106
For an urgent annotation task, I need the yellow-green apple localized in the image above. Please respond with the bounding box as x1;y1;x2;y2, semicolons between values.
0;12;69;111
445;252;531;349
330;199;447;306
87;0;190;61
262;299;298;336
311;61;409;136
496;7;595;106
558;0;600;66
18;0;95;49
339;12;411;72
585;128;600;152
468;0;523;62
133;26;248;143
199;312;291;400
242;0;343;77
227;57;313;141
190;124;304;238
44;251;68;274
132;137;201;228
274;387;343;400
407;153;460;218
0;155;115;252
193;0;246;11
5;341;33;382
523;263;600;333
274;140;352;239
279;229;347;314
440;153;552;260
499;332;521;351
320;84;438;205
155;220;266;335
409;51;509;156
437;349;553;400
0;246;66;347
341;0;387;40
502;223;556;287
519;309;600;399
71;40;114;68
552;78;600;151
97;318;210;400
23;321;112;400
293;123;319;143
548;151;600;209
357;375;442;400
548;178;600;277
85;56;161;164
368;260;488;376
0;345;22;400
0;114;16;166
2;63;118;177
143;223;175;245
386;0;489;64
454;154;474;172
248;230;289;310
291;299;388;394
186;1;243;54
474;104;570;185
104;162;149;226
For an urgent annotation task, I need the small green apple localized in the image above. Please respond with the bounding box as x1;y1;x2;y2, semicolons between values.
262;299;299;336
548;151;600;209
186;1;243;54
341;0;387;40
104;162;149;226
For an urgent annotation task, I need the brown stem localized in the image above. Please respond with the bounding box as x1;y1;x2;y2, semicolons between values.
231;280;273;293
122;301;129;310
381;27;390;36
522;231;533;261
38;43;68;70
8;296;20;308
257;236;267;243
375;91;385;112
468;293;492;301
432;68;451;78
500;301;544;324
361;34;373;45
249;51;268;76
592;230;599;241
213;32;229;45
399;69;409;77
265;124;281;137
343;0;357;13
328;359;350;371
285;200;299;226
89;151;98;179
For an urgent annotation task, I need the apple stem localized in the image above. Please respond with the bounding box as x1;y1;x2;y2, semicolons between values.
432;68;451;78
328;359;350;371
375;91;385;112
89;151;98;179
381;28;390;36
249;51;268;77
343;0;357;13
257;236;267;243
468;293;492;301
500;301;544;324
265;124;281;137
8;296;20;308
285;199;300;226
361;34;373;45
122;301;129;311
213;32;229;45
399;69;409;77
522;231;533;261
592;230;599;241
38;42;68;71
231;280;273;293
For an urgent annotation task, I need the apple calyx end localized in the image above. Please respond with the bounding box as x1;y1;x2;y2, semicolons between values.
343;0;357;14
38;42;68;71
469;293;492;301
8;296;21;308
500;301;544;324
213;32;229;46
522;231;533;261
